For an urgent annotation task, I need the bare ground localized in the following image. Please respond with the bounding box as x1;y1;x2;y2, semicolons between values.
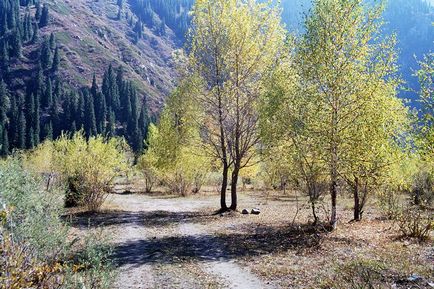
66;190;434;289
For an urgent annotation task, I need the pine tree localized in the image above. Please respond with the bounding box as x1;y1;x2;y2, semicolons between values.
43;121;53;140
35;2;42;21
117;7;122;21
77;91;85;129
52;46;60;72
18;108;26;149
0;39;9;66
0;124;9;156
139;105;149;148
27;126;35;149
39;5;49;27
84;89;97;138
31;21;39;44
107;109;115;137
40;38;52;70
49;32;56;49
0;79;9;125
25;92;35;129
10;30;22;58
8;94;18;147
43;77;53;108
34;93;40;145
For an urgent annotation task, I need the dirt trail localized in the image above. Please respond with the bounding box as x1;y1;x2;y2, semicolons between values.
103;193;268;289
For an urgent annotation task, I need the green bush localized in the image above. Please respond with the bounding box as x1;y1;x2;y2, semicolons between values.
398;205;433;241
52;132;130;211
0;160;114;288
322;259;388;289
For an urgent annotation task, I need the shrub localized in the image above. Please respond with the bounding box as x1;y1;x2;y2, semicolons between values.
53;132;130;211
137;152;159;193
0;160;114;288
378;187;403;220
322;259;387;289
410;171;433;206
398;205;433;241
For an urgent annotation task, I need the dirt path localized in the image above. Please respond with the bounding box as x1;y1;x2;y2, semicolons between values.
101;193;269;289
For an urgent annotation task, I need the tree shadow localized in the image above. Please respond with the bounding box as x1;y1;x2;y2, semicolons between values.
111;223;327;268
64;210;212;229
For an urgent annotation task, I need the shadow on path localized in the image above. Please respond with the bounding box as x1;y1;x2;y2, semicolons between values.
64;210;211;228
111;223;326;268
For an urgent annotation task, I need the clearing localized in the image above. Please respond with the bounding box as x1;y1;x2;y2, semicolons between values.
67;190;434;289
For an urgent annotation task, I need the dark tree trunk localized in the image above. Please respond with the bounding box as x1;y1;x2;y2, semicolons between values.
353;177;361;221
230;165;240;211
330;178;337;229
220;163;229;211
311;200;318;226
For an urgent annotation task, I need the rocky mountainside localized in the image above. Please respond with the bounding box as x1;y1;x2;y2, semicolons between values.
12;0;192;109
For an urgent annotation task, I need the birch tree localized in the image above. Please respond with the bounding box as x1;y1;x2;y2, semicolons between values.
291;0;406;227
188;0;285;211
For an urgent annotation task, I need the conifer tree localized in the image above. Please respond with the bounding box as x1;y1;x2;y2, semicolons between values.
35;2;42;21
31;21;39;44
39;4;49;27
49;32;56;49
34;93;40;145
43;121;53;140
52;46;60;73
41;38;52;70
10;30;22;58
43;77;52;108
18;108;26;149
0;124;9;156
0;79;9;125
84;89;97;138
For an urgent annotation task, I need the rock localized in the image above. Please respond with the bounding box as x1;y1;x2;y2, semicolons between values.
242;209;249;215
251;208;260;215
407;274;423;282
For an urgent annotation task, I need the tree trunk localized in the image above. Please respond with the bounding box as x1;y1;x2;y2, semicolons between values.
220;163;229;211
330;105;338;230
311;200;318;226
330;179;337;229
230;166;240;211
353;177;361;221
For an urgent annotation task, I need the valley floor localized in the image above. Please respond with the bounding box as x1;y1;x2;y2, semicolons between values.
67;190;433;289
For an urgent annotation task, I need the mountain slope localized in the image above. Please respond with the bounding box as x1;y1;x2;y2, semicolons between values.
49;0;181;108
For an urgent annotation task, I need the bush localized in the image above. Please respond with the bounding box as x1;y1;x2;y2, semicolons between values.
378;187;403;220
137;152;159;193
53;132;130;211
410;171;433;206
398;205;433;241
322;259;387;289
0;160;114;288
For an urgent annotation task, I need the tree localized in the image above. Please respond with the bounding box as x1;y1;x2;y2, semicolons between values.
84;89;97;138
40;38;52;70
49;32;56;49
295;0;407;227
0;124;9;156
31;22;39;44
35;2;42;21
417;52;434;158
39;4;49;27
143;89;210;196
0;79;9;125
260;52;329;225
10;30;22;58
188;0;285;210
51;46;60;73
18;108;26;149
